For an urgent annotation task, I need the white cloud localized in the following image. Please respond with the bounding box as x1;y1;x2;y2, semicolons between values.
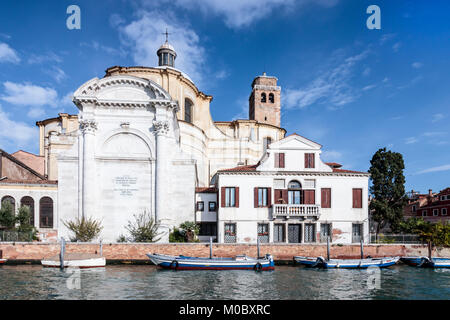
0;105;37;148
117;10;206;85
1;81;58;107
380;33;396;45
362;84;376;91
142;0;339;29
417;164;450;174
45;66;67;83
412;62;423;69
283;50;369;110
392;42;402;52
321;150;343;162
80;41;126;57
362;67;371;76
404;137;418;144
27;51;62;64
0;42;20;63
431;113;445;123
422;131;446;137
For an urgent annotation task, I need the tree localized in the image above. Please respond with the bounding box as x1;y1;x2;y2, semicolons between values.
125;210;163;243
63;216;103;242
0;200;16;230
169;221;200;242
17;205;38;241
369;147;407;234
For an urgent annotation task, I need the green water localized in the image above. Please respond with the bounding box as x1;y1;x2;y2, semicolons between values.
0;265;449;300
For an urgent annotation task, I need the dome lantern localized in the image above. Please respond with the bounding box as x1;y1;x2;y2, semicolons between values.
157;29;176;67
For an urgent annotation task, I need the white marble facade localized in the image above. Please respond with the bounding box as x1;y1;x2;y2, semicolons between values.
57;76;196;242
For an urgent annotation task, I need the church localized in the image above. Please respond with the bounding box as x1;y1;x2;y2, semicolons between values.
0;38;369;244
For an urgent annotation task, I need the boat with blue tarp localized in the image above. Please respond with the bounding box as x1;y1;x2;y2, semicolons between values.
400;256;450;268
146;253;275;270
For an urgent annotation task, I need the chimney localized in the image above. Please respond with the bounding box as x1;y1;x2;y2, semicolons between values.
428;189;433;197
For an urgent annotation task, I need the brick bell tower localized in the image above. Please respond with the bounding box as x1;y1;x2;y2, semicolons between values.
249;72;281;127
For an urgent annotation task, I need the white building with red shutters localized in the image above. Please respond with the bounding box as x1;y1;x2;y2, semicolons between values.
200;134;370;244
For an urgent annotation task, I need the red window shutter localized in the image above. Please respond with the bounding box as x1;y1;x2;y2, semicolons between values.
282;189;288;204
275;153;279;168
280;153;285;168
311;154;315;168
268;188;272;207
221;187;226;207
304;153;308;168
321;188;331;208
353;188;362;208
254;187;258;208
274;189;283;203
304;190;315;204
235;187;239;208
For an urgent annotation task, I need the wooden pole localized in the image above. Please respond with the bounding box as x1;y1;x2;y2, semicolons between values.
99;239;103;257
257;236;260;259
60;237;66;270
327;236;330;261
209;237;212;259
428;241;432;260
360;238;364;259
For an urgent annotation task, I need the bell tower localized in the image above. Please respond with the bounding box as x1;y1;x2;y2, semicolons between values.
249;72;281;127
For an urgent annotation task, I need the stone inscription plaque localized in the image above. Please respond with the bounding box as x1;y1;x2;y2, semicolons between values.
113;176;138;196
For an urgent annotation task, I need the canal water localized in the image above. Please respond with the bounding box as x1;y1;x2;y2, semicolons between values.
0;265;449;300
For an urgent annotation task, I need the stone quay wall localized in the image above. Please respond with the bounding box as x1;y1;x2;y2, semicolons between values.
1;242;449;263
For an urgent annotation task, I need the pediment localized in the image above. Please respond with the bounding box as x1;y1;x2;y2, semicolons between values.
269;134;322;150
73;75;175;108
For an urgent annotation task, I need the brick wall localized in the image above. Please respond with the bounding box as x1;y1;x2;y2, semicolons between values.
1;243;449;262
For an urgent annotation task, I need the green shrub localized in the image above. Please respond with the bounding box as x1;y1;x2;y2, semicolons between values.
169;221;200;242
16;206;38;240
63;216;103;242
125;211;163;243
0;201;16;230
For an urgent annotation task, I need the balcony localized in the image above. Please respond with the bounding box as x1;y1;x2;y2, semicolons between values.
272;204;320;219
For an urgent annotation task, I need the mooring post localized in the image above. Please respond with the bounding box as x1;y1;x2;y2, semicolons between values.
360;238;364;259
209;237;212;259
0;249;3;259
257;236;260;259
99;239;103;257
327;236;330;261
60;237;66;270
428;241;432;260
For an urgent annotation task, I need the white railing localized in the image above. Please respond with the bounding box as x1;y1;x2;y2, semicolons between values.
273;204;320;218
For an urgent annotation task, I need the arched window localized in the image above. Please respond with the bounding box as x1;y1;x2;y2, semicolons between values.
288;180;302;205
21;196;35;226
261;93;267;103
263;137;272;152
184;98;193;123
1;196;15;212
269;93;274;103
39;197;53;228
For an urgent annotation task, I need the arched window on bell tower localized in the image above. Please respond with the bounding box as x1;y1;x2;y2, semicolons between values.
261;93;266;103
269;93;274;103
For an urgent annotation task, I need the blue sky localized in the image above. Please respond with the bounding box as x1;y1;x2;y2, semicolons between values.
0;0;449;193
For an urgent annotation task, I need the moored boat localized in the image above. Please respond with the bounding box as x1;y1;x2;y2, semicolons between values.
294;256;400;269
147;253;275;270
41;253;106;268
0;258;6;265
400;256;450;268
